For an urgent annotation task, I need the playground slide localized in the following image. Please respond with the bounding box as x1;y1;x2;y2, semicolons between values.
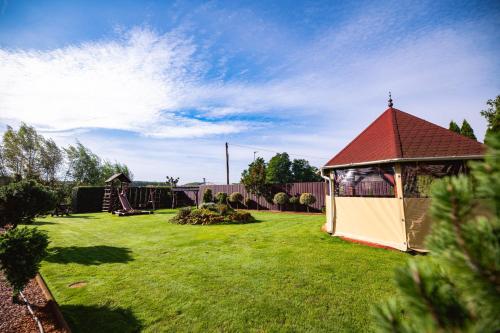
118;192;134;211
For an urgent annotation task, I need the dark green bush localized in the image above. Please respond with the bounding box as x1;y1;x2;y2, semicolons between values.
0;227;50;299
289;196;299;205
202;188;213;203
71;186;105;213
226;211;255;223
228;192;243;208
0;180;57;228
244;197;252;207
215;192;228;204
289;195;299;211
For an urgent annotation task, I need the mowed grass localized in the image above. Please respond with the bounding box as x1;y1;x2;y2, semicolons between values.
32;210;407;332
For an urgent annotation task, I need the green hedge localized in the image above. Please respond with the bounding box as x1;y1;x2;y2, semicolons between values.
72;186;105;213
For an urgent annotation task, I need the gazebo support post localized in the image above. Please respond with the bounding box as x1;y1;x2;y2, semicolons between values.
394;163;408;250
321;169;335;233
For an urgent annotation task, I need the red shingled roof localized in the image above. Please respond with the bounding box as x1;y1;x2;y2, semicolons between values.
325;108;485;167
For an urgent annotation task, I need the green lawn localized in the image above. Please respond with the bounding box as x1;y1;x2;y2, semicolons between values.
33;210;407;332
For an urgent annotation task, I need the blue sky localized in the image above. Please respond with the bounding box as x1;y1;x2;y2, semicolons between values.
0;0;499;183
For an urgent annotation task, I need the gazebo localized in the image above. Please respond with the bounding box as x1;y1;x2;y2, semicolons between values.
321;102;485;251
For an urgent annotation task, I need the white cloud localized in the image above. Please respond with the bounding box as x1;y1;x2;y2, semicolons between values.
0;27;244;138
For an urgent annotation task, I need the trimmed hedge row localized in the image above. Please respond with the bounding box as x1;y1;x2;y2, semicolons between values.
71;186;105;213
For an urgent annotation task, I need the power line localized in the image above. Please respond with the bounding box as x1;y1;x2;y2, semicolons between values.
228;143;329;161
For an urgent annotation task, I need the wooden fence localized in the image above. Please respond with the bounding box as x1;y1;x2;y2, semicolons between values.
197;182;326;212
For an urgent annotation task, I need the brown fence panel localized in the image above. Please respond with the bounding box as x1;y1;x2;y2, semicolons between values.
196;182;326;212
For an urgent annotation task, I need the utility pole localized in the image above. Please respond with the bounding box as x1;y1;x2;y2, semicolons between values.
225;142;230;185
254;151;258;162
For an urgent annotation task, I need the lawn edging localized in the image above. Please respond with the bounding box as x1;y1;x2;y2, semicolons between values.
35;274;72;333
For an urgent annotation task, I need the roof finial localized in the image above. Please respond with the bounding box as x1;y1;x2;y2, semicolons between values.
388;91;393;108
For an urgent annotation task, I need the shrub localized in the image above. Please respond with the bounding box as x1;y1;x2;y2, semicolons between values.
215;192;228;204
201;202;233;215
216;203;233;215
171;208;223;225
226;211;255;223
170;207;192;224
171;207;254;225
273;192;288;211
201;202;217;210
300;193;316;212
228;192;243;209
289;195;299;205
202;188;213;203
244;197;252;208
0;227;50;299
188;209;225;225
0;180;57;228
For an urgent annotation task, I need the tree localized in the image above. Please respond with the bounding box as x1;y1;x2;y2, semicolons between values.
228;192;243;209
65;142;102;185
0;180;56;229
0;227;49;300
460;119;477;140
449;120;461;134
100;160;134;184
241;157;268;210
0;147;6;177
39;137;63;184
291;159;322;182
481;95;500;140
2;123;45;179
289;195;299;211
372;132;500;332
266;153;293;184
202;188;213;203
273;192;288;211
299;193;316;212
